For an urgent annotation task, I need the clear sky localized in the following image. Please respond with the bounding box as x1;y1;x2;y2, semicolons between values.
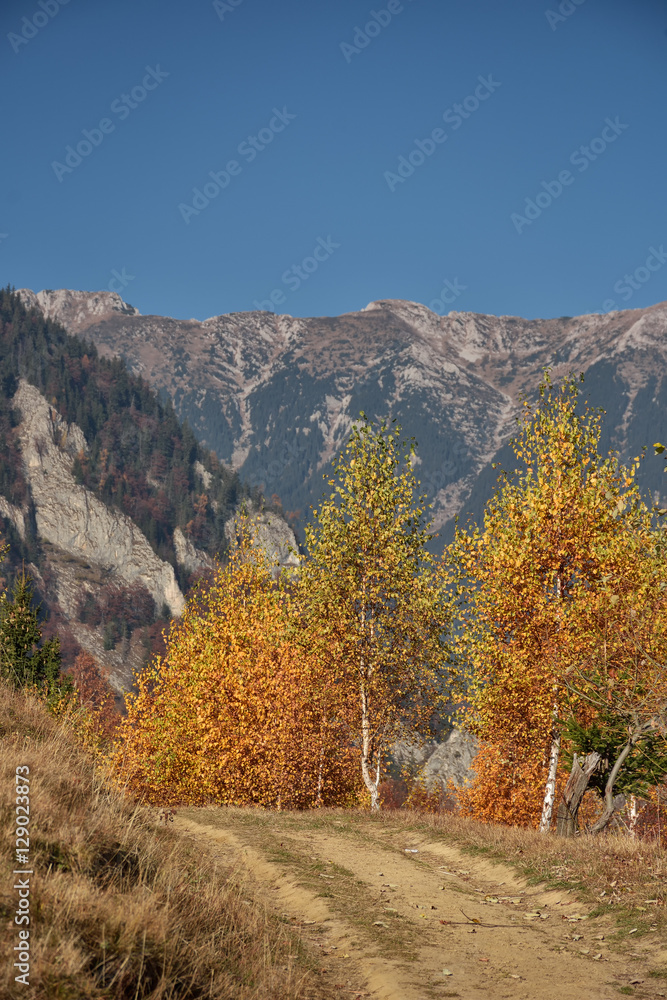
1;0;666;321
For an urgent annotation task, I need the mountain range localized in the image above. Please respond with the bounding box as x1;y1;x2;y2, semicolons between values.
19;288;667;546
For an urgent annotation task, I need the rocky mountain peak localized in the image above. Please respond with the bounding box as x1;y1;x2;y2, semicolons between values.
18;287;139;337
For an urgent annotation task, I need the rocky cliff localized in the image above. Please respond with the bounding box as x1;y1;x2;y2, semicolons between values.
1;378;300;693
21;288;667;542
14;380;185;618
4;380;184;691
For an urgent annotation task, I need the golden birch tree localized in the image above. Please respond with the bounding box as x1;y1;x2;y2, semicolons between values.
295;414;451;811
447;373;656;829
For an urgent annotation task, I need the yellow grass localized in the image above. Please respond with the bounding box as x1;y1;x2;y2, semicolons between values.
0;681;342;999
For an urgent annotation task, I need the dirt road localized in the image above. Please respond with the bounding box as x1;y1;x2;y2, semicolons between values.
174;808;663;1000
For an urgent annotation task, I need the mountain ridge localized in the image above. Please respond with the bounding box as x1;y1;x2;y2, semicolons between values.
18;288;667;543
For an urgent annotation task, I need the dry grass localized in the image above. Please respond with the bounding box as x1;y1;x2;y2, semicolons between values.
0;682;344;999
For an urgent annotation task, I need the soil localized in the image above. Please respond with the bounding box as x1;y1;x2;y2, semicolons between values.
173;809;664;1000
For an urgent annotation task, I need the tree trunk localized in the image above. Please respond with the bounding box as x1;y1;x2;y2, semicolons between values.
556;751;602;837
539;712;561;833
589;721;657;835
360;681;380;811
540;570;565;834
315;735;325;807
628;794;638;839
590;738;635;834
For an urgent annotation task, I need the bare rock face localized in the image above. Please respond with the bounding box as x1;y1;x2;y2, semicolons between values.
0;496;26;540
173;526;215;576
392;729;479;792
17;287;139;336
22;288;667;543
13;379;184;618
422;729;479;791
224;500;300;573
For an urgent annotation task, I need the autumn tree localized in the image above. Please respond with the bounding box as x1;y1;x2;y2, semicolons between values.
560;558;667;834
295;415;451;811
447;373;658;829
109;518;358;808
68;650;120;742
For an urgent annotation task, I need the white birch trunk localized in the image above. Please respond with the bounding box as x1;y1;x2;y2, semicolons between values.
360;680;380;810
628;794;638;839
315;735;325;807
539;711;560;833
540;569;563;833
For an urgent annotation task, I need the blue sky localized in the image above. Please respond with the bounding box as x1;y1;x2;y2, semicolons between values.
1;0;666;321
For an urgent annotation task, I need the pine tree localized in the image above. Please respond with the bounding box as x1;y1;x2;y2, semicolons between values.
0;570;67;693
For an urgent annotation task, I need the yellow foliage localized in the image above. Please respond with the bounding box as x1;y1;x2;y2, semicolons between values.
447;373;665;828
109;519;360;808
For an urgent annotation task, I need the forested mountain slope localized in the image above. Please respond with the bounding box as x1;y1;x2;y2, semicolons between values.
0;289;295;690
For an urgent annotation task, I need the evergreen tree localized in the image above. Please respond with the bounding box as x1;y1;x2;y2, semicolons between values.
0;570;68;693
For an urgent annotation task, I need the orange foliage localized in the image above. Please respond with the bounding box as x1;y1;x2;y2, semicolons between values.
108;522;360;808
456;742;562;828
448;375;660;828
67;650;120;742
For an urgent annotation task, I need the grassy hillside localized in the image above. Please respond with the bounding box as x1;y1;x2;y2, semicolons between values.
0;681;345;999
